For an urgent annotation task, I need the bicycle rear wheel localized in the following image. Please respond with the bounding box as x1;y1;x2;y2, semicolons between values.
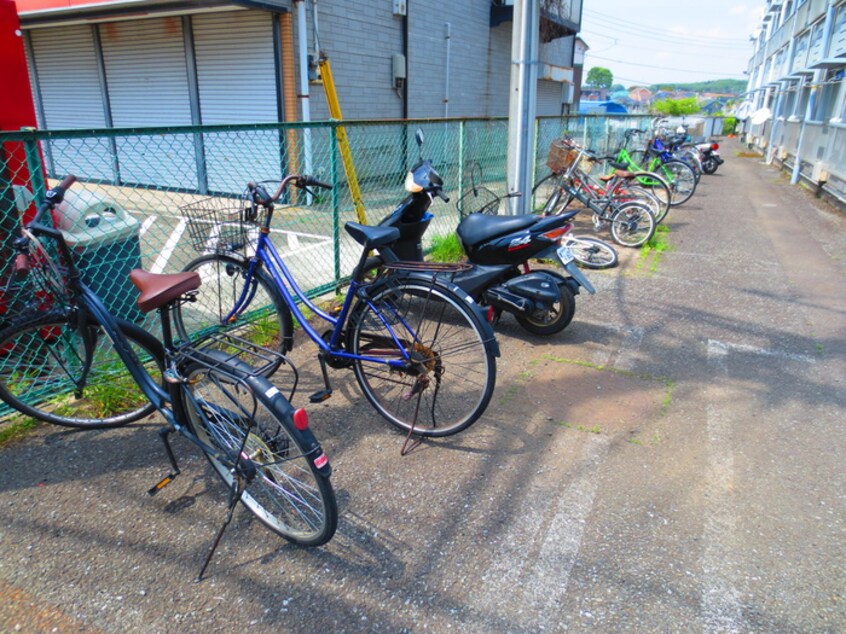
184;359;337;546
347;277;497;437
659;160;697;206
0;310;163;428
631;171;672;215
174;254;293;356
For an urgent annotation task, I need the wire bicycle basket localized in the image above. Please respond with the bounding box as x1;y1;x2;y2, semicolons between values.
180;196;259;254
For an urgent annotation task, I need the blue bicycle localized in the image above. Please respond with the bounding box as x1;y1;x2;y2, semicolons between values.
174;174;499;443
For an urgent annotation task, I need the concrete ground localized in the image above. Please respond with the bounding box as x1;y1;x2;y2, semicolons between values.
1;141;844;633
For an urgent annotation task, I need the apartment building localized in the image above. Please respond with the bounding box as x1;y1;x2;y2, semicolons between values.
744;0;846;202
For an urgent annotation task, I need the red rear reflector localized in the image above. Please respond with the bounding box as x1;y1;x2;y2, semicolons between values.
293;408;309;431
711;143;719;150
541;226;569;241
486;306;495;322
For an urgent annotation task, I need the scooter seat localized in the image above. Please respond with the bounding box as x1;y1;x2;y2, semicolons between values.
345;222;400;248
457;213;538;248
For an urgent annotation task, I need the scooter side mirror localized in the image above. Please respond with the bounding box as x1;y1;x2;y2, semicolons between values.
414;128;425;162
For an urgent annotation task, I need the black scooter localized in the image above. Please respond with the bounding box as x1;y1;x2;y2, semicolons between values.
368;130;595;336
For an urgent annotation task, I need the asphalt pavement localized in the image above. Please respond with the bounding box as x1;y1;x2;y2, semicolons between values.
1;140;844;633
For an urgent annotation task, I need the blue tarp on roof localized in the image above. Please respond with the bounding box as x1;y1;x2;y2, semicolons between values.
578;101;628;114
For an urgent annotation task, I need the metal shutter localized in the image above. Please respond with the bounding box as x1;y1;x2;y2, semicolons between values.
99;17;194;189
536;80;563;117
192;10;281;193
193;10;278;124
27;25;112;179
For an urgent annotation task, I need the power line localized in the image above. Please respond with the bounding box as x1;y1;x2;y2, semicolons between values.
586;53;747;78
581;29;750;60
582;26;752;53
582;9;752;48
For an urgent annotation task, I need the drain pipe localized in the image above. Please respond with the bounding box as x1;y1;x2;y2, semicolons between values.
443;22;451;119
294;0;313;179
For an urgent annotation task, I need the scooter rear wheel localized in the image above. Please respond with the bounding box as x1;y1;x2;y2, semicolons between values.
514;279;576;335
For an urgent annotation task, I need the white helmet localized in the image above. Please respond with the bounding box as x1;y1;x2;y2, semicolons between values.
676;125;686;134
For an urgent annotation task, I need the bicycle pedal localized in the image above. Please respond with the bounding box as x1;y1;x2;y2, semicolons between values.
309;389;332;403
147;472;179;496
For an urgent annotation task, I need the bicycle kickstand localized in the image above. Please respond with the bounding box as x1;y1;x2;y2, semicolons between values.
308;352;333;403
147;426;182;496
196;475;245;582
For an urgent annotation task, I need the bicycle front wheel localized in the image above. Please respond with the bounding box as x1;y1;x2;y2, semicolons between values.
0;310;163;428
610;203;656;248
348;278;496;437
531;173;568;214
174;254;293;355
184;360;337;546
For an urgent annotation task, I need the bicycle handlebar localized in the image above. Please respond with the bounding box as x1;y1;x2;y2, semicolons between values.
248;174;333;206
14;174;79;281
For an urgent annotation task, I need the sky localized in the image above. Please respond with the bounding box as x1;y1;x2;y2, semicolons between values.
578;0;765;88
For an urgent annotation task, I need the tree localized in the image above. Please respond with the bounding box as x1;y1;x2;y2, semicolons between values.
586;67;613;89
652;97;701;116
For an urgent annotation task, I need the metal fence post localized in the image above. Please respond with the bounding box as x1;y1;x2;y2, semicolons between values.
457;120;465;205
23;135;46;203
330;124;341;285
0;145;18;284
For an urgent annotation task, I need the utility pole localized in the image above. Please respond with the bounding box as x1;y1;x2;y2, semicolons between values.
506;0;540;215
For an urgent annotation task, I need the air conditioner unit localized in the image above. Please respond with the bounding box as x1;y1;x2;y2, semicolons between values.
811;161;829;183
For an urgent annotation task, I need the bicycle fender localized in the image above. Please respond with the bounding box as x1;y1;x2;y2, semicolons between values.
393;271;500;358
245;373;333;479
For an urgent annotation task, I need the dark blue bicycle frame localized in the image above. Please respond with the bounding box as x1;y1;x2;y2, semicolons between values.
218;229;416;368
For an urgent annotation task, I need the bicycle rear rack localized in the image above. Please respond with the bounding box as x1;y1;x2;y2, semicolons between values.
383;261;472;273
177;332;299;400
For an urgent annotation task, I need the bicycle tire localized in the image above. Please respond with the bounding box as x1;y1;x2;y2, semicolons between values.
183;356;337;546
0;310;164;428
531;173;566;215
610;203;656;248
347;277;496;437
565;236;618;269
613;184;664;224
659;160;697;206
174;254;293;355
631;171;672;215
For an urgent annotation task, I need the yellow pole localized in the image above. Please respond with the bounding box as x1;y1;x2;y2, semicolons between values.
318;57;367;224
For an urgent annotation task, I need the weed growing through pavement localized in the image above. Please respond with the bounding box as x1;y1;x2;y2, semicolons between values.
541;353;674;446
637;224;673;274
0;414;38;446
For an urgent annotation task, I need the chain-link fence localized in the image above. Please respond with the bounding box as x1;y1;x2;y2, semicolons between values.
1;113;665;420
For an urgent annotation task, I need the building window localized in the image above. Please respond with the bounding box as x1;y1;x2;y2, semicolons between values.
812;69;844;122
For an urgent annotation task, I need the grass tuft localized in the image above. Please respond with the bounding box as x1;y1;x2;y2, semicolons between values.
429;233;464;262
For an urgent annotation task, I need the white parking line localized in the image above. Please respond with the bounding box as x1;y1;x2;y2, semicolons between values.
150;218;187;274
477;435;610;628
707;339;815;364
139;215;157;237
702;340;744;634
614;326;645;371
